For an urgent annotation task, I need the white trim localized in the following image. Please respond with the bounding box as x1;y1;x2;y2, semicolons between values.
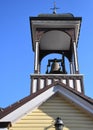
30;74;84;76
76;79;81;92
34;41;39;73
57;86;93;114
73;41;79;72
0;87;56;123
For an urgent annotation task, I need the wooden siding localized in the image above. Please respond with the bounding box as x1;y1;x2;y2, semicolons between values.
9;94;93;130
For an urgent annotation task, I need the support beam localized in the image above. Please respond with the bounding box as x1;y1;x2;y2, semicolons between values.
70;62;74;74
34;41;39;74
73;42;79;73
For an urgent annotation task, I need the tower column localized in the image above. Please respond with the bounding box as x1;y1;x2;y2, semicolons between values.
70;61;74;74
73;41;79;74
34;41;39;74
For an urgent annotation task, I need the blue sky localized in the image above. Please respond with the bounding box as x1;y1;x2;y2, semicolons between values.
0;0;93;108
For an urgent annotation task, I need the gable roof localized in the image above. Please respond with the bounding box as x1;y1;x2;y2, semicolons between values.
0;81;93;122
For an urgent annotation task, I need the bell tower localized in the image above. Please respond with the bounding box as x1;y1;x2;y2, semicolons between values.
30;13;84;94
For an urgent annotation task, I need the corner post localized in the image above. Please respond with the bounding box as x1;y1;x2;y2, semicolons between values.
70;61;74;74
73;41;79;74
34;40;40;74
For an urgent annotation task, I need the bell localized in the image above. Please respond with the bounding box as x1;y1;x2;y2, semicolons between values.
51;59;60;72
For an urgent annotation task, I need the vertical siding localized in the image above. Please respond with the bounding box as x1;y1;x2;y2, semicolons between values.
9;94;93;130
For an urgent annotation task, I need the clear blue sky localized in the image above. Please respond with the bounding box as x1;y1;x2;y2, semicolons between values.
0;0;93;108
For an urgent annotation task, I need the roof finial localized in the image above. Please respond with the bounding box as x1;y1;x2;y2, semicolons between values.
50;1;59;14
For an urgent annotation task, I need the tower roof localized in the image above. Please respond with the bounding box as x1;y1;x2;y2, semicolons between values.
30;13;82;53
38;13;74;18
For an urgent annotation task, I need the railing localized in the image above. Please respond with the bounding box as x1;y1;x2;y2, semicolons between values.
30;74;84;94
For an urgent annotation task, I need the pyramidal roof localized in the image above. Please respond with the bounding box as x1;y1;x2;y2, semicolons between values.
38;13;74;18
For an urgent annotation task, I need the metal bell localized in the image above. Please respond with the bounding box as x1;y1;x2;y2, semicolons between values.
51;59;60;72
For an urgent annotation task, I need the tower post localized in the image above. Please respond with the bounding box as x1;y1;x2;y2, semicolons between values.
73;41;79;74
34;40;40;74
70;61;74;74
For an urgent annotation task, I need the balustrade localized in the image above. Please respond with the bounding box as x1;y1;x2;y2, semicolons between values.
30;74;84;94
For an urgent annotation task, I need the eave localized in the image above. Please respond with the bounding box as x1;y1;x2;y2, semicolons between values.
30;16;82;52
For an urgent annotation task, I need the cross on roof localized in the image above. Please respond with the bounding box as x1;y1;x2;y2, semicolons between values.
50;1;60;14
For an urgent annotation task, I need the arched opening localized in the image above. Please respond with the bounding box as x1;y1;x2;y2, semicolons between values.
40;53;70;74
